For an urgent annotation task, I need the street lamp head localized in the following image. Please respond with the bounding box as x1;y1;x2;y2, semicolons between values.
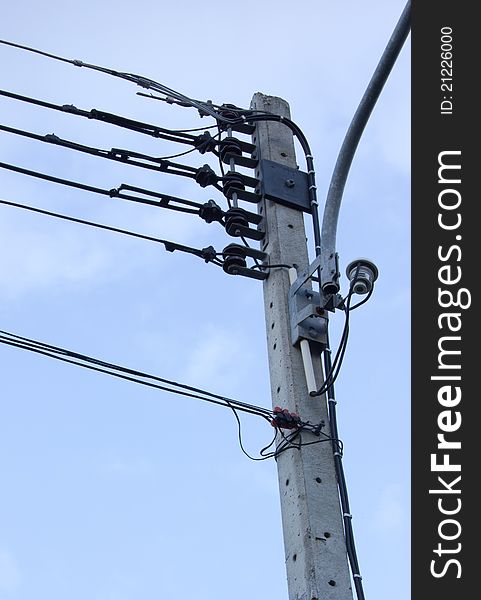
346;258;379;295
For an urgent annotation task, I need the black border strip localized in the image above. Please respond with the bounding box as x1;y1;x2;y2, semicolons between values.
412;2;476;597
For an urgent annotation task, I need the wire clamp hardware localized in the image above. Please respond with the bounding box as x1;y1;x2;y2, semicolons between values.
195;164;218;188
271;407;301;430
199;200;224;224
290;253;343;313
288;281;328;349
194;131;217;155
200;246;218;263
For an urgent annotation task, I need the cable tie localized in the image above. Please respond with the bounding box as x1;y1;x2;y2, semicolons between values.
328;398;337;405
353;574;363;580
279;116;284;122
72;59;84;67
308;170;315;175
333;451;342;457
343;513;352;519
309;185;317;191
306;154;313;159
310;199;319;206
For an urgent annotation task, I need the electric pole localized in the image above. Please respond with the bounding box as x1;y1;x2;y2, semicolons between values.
251;92;354;600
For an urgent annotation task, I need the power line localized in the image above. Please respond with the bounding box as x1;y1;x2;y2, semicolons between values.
0;329;327;461
0;88;216;149
0;122;220;184
0;159;203;214
0;197;224;265
0;39;243;122
0;328;330;461
0;329;273;419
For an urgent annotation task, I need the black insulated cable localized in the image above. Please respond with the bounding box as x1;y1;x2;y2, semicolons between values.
0;198;224;266
0;123;217;184
323;345;365;600
0;160;202;214
0;40;239;123
0;329;273;420
0;89;215;149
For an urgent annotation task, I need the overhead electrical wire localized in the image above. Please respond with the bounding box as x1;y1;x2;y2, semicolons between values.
0;329;330;461
0;198;224;265
0;123;221;185
0;42;322;261
0;88;216;150
0;39;242;122
0;329;273;420
0;159;203;214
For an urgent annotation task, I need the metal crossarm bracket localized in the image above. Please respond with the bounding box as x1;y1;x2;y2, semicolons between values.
258;159;310;212
288;284;328;349
291;254;343;312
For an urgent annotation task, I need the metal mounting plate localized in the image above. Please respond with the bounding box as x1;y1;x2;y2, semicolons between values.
259;159;310;212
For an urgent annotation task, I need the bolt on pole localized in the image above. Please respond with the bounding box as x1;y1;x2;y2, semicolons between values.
251;92;354;600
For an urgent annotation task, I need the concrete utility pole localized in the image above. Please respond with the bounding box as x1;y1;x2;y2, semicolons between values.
251;93;353;600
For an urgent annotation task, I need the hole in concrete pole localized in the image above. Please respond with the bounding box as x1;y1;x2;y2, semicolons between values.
271;322;275;329
273;343;277;350
269;302;273;308
293;554;297;562
328;580;336;587
276;386;281;394
315;477;322;483
280;152;287;157
287;224;294;229
285;479;289;486
324;532;331;539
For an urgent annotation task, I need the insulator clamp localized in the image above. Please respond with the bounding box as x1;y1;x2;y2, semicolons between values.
195;164;219;188
221;244;268;280
199;200;224;224
222;172;246;199
219;137;243;164
194;131;217;155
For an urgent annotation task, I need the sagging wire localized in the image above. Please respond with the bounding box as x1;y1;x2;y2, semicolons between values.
0;329;330;461
0;329;274;419
0;198;224;267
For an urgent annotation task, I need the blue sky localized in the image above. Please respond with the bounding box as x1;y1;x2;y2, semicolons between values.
0;1;410;598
